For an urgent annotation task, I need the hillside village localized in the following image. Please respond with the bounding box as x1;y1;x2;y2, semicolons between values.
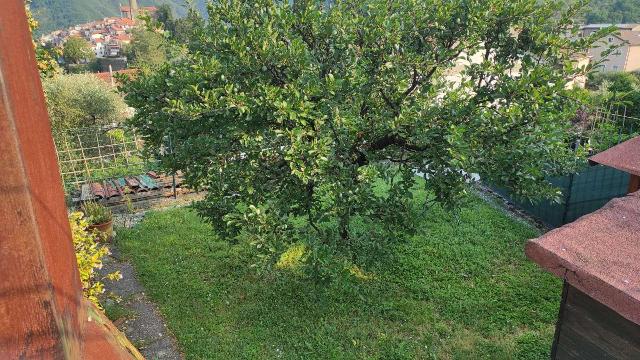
39;2;156;65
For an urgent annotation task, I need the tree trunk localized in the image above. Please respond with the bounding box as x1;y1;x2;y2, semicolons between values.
338;215;349;243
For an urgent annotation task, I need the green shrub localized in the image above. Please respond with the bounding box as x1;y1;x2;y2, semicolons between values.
587;71;640;120
82;201;112;225
69;212;120;307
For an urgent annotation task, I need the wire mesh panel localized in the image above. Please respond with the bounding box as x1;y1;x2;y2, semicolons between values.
53;126;159;195
489;176;570;228
576;105;639;154
487;165;630;228
563;165;630;224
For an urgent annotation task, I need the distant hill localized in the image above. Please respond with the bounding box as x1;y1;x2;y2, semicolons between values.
30;0;640;36
583;0;640;24
30;0;207;34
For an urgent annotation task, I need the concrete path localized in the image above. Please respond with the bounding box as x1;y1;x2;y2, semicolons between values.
99;217;183;360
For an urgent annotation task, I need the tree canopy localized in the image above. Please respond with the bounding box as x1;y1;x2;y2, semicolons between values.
44;73;128;132
124;28;169;68
63;36;94;64
583;0;640;24
124;0;608;274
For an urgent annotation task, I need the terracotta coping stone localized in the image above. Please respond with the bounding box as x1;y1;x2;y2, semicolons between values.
589;136;640;177
525;191;640;325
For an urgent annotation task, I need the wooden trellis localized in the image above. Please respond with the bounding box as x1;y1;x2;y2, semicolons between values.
53;125;158;193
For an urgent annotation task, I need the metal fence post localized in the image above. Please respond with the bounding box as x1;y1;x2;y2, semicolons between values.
561;173;575;225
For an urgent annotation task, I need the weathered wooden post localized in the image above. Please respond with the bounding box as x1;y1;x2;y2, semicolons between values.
526;136;640;359
0;1;141;358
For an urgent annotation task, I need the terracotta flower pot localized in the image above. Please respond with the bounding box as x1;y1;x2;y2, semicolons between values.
88;219;114;242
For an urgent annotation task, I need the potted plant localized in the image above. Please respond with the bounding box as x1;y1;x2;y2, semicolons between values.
82;201;113;241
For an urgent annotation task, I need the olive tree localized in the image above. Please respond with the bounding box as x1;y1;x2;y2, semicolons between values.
63;37;95;64
124;0;608;272
44;73;128;133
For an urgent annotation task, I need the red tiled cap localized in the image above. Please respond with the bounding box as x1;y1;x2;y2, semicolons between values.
526;191;640;325
589;136;640;176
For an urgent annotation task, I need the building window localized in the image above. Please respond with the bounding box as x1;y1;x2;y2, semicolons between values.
613;65;619;71
608;37;614;42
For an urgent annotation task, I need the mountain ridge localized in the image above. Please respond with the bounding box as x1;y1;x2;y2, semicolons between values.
30;0;640;36
30;0;207;34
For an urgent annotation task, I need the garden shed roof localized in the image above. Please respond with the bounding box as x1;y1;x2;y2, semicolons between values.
589;136;640;176
525;191;640;325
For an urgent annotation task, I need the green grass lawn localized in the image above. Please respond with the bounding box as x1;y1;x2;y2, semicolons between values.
116;193;560;359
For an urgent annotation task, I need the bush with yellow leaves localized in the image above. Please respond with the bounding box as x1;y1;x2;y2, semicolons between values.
69;212;121;307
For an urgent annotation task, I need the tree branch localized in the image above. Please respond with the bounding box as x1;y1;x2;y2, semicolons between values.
367;134;428;152
379;89;400;115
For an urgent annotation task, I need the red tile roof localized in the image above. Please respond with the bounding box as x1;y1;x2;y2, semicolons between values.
589;136;640;176
618;31;640;46
526;191;640;325
94;69;137;86
115;18;136;27
113;34;131;42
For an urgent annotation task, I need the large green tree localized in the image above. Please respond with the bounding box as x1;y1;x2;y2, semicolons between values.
124;0;608;273
26;0;61;78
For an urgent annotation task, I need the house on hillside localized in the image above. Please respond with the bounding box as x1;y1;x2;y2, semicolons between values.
581;24;640;73
106;40;122;57
92;38;105;57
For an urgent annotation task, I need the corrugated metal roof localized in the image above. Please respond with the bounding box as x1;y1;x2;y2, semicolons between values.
589;136;640;176
526;191;640;325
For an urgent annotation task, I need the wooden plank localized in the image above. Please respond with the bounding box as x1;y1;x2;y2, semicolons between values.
629;174;640;194
80;183;94;201
555;285;640;359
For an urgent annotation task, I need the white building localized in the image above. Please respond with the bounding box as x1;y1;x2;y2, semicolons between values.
93;39;106;58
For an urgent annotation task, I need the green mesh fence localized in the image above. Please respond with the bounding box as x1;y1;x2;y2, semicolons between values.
487;104;635;228
488;165;630;228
